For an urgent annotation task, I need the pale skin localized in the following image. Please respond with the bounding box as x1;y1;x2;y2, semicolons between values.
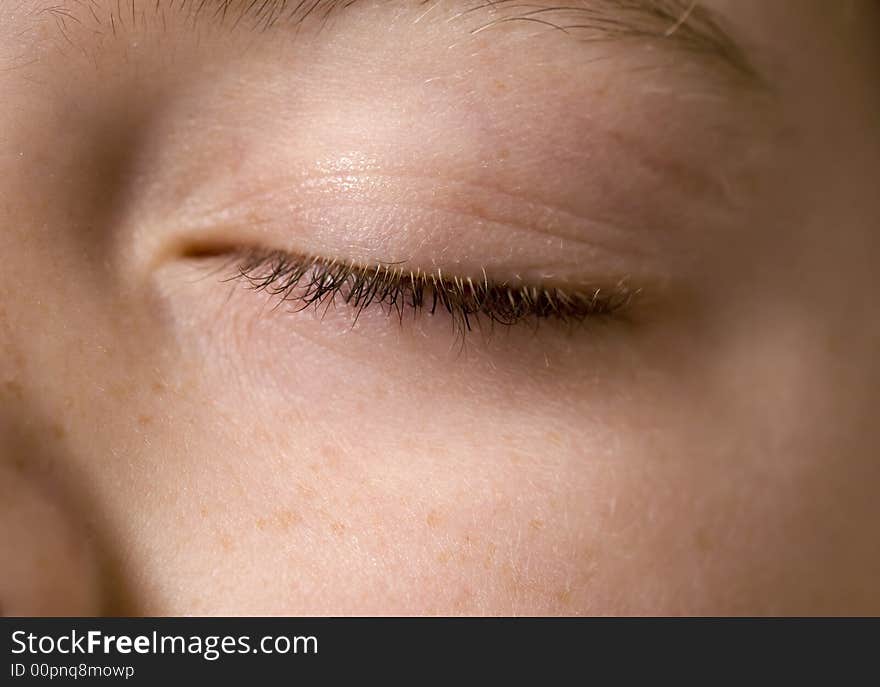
0;0;878;616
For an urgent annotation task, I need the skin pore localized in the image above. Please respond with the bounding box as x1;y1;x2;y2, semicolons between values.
0;0;878;615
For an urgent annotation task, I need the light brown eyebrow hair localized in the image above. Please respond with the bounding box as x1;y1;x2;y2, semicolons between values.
459;1;755;75
40;0;756;79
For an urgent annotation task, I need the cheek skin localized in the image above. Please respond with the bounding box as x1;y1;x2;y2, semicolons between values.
134;272;628;614
140;258;880;615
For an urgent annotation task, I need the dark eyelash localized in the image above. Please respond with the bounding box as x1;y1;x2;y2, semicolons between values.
225;249;637;334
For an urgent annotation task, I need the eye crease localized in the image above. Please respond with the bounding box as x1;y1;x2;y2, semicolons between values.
220;248;637;335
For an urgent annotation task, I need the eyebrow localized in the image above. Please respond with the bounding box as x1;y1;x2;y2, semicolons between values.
43;0;755;79
457;1;753;75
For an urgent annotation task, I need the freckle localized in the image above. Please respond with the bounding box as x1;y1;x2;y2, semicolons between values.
50;423;66;439
3;380;23;399
529;519;544;531
137;414;153;427
296;482;317;499
436;551;451;564
694;528;713;553
218;535;232;552
467;202;489;220
493;79;507;93
545;431;561;446
556;589;572;605
498;147;510;161
330;522;345;536
275;510;300;531
199;506;209;518
151;381;166;394
307;463;319;472
426;510;441;528
483;543;497;569
110;383;133;400
502;562;518;588
255;517;267;531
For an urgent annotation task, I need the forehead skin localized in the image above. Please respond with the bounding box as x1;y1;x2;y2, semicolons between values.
0;1;878;615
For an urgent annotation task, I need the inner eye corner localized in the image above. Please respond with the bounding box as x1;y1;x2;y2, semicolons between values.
177;240;242;261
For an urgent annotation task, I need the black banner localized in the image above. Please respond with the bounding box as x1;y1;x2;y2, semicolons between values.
2;618;876;682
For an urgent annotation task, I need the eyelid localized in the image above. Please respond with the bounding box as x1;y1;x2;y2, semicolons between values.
210;247;638;336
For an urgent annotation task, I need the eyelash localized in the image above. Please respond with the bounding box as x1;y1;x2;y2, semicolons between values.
224;249;637;334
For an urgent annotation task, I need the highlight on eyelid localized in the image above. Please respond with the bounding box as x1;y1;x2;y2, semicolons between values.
203;248;638;335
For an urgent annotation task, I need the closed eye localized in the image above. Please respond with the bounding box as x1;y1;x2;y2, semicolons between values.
215;248;638;337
